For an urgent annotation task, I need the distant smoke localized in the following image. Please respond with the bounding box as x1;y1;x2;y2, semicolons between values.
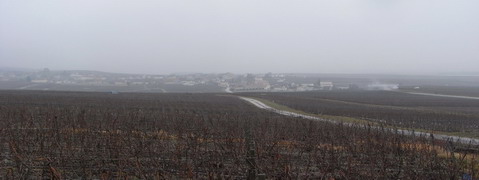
366;83;399;91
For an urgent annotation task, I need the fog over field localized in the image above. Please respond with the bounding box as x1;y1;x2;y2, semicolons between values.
2;1;479;178
1;0;479;75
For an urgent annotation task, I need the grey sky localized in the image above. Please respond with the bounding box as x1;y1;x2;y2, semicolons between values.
1;0;478;74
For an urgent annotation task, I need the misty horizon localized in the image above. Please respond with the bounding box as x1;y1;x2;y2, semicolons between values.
1;0;478;75
4;65;479;77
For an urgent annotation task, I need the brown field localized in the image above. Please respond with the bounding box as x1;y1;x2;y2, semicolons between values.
0;90;478;179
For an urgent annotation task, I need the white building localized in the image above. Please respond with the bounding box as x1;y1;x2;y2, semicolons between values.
320;82;334;90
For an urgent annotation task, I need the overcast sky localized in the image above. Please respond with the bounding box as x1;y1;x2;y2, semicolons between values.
1;0;478;74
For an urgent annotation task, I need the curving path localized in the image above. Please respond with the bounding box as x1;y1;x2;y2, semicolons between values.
403;91;479;100
239;96;479;146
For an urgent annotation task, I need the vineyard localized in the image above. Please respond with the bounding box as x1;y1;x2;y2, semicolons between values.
0;90;478;179
400;86;479;97
243;91;479;138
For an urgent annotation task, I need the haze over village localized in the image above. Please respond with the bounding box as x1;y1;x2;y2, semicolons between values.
0;68;350;92
2;67;479;93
